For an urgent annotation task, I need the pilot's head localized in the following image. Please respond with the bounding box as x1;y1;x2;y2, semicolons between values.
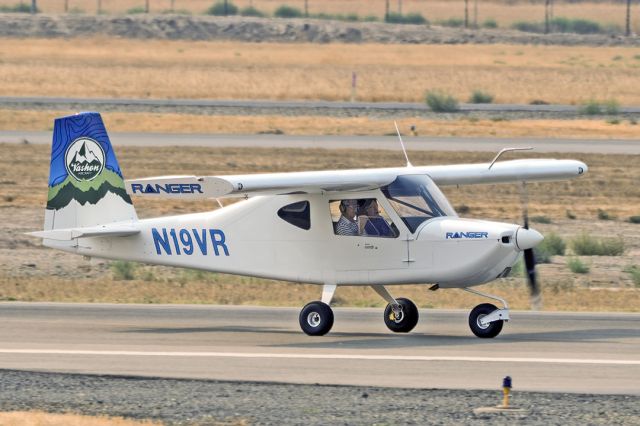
358;199;378;216
339;199;358;218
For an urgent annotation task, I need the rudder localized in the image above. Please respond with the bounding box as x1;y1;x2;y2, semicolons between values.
45;112;137;231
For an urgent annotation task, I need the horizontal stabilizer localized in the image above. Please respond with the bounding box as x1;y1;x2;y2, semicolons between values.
125;176;234;199
27;224;140;241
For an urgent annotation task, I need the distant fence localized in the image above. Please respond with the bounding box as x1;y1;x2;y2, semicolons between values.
1;0;637;36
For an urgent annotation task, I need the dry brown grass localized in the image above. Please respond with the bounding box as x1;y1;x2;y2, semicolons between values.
3;0;637;32
3;38;640;104
4;109;640;140
1;275;638;312
0;411;161;426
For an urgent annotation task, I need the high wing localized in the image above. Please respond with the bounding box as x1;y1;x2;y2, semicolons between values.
125;158;587;199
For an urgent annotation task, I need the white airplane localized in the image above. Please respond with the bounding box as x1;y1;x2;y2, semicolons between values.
29;112;588;337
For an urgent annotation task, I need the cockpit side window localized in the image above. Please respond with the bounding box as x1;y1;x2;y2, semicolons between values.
278;201;311;230
382;175;456;233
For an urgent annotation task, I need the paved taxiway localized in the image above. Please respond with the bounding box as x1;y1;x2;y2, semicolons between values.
2;131;640;154
1;303;638;395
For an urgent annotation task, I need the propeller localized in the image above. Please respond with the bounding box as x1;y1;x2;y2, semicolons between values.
520;182;542;310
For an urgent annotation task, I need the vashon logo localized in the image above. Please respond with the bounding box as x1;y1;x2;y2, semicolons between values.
65;137;105;181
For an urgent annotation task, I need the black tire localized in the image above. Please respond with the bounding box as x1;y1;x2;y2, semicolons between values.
468;303;504;338
299;301;334;336
383;297;419;333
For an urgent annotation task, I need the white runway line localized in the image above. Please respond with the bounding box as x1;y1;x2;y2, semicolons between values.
0;350;638;366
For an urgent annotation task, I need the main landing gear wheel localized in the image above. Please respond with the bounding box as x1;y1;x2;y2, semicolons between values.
299;301;334;336
469;303;504;338
384;298;419;333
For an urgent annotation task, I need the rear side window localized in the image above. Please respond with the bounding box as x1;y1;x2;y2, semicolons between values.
278;201;311;230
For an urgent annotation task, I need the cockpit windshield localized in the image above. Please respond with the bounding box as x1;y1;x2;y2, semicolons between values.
381;174;457;233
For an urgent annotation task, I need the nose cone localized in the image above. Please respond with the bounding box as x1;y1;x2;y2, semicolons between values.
516;227;544;251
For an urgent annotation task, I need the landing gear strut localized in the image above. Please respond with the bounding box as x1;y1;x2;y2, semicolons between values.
299;284;336;336
463;288;510;338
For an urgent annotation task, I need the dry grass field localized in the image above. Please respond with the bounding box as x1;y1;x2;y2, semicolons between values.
0;411;160;426
4;109;640;139
3;38;640;104
3;0;638;32
1;143;638;311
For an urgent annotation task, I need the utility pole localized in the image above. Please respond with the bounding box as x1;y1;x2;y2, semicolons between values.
544;0;551;33
473;0;478;28
385;0;389;21
97;0;102;14
464;0;469;28
145;0;149;13
224;0;228;15
64;0;68;13
626;0;632;36
304;0;308;17
30;0;36;14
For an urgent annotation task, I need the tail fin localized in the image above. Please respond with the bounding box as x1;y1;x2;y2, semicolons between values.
44;112;137;231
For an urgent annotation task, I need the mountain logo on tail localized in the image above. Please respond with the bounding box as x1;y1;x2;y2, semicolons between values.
65;138;105;182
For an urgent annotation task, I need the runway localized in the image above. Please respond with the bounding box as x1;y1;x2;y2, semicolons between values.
3;130;640;154
1;303;638;395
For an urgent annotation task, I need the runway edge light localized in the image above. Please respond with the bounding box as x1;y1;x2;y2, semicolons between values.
472;375;531;418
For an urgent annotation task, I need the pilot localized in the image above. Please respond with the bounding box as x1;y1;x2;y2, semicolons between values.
336;199;359;236
358;198;394;237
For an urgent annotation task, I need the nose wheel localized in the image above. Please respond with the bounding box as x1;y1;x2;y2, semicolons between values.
468;303;505;338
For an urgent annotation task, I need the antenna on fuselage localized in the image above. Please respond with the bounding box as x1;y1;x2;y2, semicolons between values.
394;121;412;167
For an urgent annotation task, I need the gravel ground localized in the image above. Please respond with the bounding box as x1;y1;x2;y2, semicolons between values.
2;14;640;47
1;370;638;425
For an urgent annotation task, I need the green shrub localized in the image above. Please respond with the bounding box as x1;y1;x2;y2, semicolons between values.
456;204;470;214
628;215;640;224
206;1;238;16
0;3;36;12
240;6;264;17
482;18;498;29
512;21;544;33
126;6;146;14
607;118;620;125
571;233;625;256
540;232;566;256
386;12;427;25
567;257;589;274
604;99;620;115
161;8;191;14
550;17;571;32
597;209;614;220
274;5;303;18
566;210;577;220
468;90;494;104
569;18;601;34
529;99;549;105
513;18;602;34
425;90;459;112
531;215;552;224
437;18;464;28
363;15;379;22
625;265;640;287
111;261;136;280
580;100;602;115
534;245;552;264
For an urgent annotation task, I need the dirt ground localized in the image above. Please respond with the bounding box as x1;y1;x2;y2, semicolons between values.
1;143;638;311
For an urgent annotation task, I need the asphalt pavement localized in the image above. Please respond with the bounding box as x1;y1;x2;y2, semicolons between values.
1;303;638;395
3;131;640;154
